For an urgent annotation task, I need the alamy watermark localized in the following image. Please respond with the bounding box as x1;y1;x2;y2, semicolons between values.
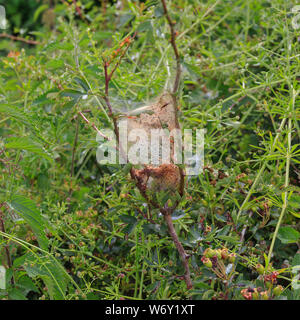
291;265;300;290
292;5;300;29
95;119;204;176
0;5;7;29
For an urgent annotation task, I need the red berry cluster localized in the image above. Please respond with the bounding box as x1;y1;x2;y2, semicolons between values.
241;284;283;300
264;271;279;284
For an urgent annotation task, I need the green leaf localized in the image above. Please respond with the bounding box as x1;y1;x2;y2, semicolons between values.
43;41;74;52
142;223;160;236
277;227;300;244
56;42;74;51
74;77;89;92
216;234;240;244
182;62;201;80
292;253;300;267
137;21;152;32
24;254;69;300
32;89;59;106
119;215;138;234
122;163;133;175
0;105;50;145
5;137;52;161
0;104;33;128
17;275;39;294
8;288;27;300
33;4;49;22
93;31;113;41
119;214;137;224
46;59;64;70
8;195;49;250
60;89;85;102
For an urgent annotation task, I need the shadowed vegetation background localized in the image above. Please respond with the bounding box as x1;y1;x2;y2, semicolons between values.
0;0;299;300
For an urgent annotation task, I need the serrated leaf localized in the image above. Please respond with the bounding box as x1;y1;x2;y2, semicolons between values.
74;77;89;92
24;254;70;300
17;275;39;294
0;105;50;145
292;254;300;267
216;234;240;244
8;195;49;250
8;288;27;300
43;41;74;52
5;137;52;161
60;89;84;102
0;104;33;127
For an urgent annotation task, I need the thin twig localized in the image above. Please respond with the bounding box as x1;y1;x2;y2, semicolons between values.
161;0;181;93
0;33;40;45
134;205;157;225
71;116;80;177
164;213;192;289
78;111;110;140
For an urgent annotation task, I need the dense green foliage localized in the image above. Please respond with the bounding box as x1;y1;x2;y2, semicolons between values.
0;0;299;300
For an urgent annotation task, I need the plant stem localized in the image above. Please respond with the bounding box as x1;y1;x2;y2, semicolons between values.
71;115;80;177
235;116;287;224
267;105;293;263
164;213;192;289
161;0;181;94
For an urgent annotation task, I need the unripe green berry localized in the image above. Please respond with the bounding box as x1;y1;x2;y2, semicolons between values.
256;263;265;275
228;253;236;263
260;291;269;300
204;248;215;258
202;257;212;268
273;285;283;296
252;289;259;300
215;249;222;260
221;248;229;260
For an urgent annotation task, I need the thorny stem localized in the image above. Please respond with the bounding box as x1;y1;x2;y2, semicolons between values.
161;0;181;94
